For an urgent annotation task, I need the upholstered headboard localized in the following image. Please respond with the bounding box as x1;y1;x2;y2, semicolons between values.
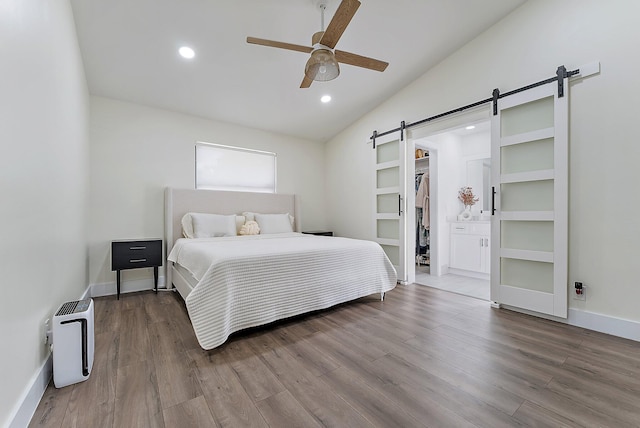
164;187;299;288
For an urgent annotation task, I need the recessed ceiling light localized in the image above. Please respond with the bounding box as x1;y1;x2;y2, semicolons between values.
179;46;195;59
321;95;331;103
465;125;476;130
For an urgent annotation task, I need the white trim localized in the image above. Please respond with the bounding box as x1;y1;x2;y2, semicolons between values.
500;211;554;221
500;248;553;263
568;308;640;342
501;305;640;343
375;186;400;195
375;159;400;170
553;78;569;318
501;169;554;184
376;213;401;220
498;83;554;109
500;127;554;147
80;283;92;300
376;238;400;247
448;267;489;280
8;355;52;428
90;276;166;298
499;285;554;314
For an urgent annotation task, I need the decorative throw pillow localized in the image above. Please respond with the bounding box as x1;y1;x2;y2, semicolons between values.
234;215;246;234
239;220;260;235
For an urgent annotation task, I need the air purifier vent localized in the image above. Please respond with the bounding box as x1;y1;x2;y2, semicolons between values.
55;301;78;316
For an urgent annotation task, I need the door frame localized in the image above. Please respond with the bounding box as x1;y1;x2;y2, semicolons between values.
406;107;491;281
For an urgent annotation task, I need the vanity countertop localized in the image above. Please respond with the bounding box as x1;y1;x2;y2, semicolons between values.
447;216;491;223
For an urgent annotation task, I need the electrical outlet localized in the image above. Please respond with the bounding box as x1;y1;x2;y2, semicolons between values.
573;282;586;301
44;318;50;344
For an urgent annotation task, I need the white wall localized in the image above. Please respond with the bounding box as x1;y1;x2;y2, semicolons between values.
89;97;327;285
0;1;89;426
326;0;640;322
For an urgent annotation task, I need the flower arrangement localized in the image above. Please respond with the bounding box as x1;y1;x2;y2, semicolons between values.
458;186;479;208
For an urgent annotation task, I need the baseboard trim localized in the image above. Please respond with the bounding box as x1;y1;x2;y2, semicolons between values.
502;304;640;342
568;308;640;342
448;267;489;280
90;276;166;298
8;348;53;428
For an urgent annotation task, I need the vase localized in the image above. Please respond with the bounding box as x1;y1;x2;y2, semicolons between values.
458;205;472;221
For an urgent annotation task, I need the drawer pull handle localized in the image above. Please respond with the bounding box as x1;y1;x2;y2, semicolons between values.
130;246;146;250
129;258;147;263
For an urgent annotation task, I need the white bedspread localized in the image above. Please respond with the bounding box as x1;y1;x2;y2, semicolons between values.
167;233;397;349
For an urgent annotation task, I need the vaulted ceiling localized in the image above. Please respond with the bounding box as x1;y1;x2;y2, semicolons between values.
70;0;526;142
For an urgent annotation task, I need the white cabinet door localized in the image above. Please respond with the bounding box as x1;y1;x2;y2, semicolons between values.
451;233;483;271
450;222;490;275
480;237;490;274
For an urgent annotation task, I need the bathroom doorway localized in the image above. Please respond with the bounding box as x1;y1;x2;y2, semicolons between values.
408;115;491;301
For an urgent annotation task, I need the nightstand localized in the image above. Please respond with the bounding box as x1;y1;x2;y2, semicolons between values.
111;239;162;300
302;231;333;236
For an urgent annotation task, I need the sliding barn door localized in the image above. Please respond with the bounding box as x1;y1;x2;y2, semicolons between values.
490;76;568;318
372;133;407;284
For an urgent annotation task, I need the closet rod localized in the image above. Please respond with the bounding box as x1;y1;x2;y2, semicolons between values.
370;65;579;145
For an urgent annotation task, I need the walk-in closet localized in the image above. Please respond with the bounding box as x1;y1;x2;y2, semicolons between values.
415;147;430;274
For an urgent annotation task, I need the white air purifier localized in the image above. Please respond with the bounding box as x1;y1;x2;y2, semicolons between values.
52;299;95;388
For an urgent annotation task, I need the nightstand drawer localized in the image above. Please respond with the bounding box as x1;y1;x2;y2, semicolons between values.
302;231;333;236
111;240;162;270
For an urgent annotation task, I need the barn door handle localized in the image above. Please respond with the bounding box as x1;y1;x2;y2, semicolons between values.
491;186;496;215
398;195;403;216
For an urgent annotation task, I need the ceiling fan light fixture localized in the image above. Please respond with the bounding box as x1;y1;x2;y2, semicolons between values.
305;46;340;81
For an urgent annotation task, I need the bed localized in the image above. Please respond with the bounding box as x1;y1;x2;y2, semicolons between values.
165;188;397;350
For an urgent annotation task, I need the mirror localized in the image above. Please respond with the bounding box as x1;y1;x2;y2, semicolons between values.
466;158;491;212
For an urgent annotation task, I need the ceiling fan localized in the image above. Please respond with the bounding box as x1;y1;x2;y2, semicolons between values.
247;0;389;88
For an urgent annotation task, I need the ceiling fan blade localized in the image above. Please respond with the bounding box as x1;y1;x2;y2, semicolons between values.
246;37;312;54
300;75;313;88
335;50;388;72
319;0;361;49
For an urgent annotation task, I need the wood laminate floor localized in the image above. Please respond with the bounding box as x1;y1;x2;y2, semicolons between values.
30;284;640;427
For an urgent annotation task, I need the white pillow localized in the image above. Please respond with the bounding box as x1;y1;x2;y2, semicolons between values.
243;212;295;230
182;213;245;238
254;213;294;234
190;213;237;238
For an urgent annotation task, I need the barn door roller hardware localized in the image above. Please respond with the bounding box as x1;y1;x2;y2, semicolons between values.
370;63;598;146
